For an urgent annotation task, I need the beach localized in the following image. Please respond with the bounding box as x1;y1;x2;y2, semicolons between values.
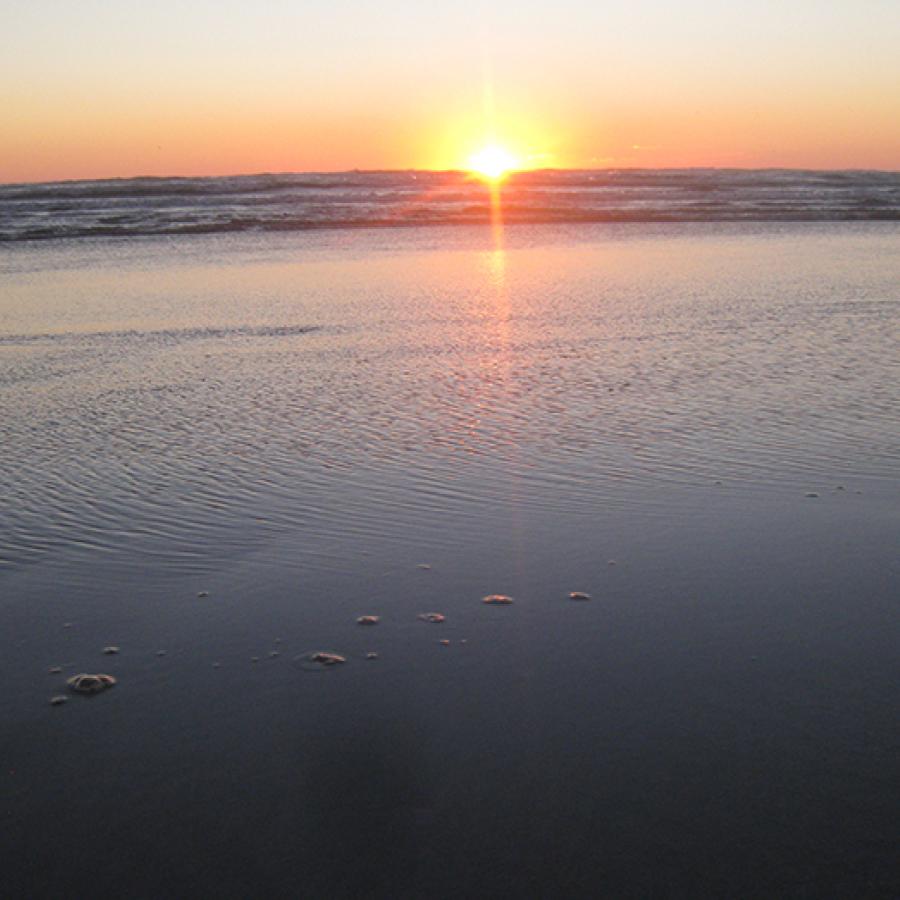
2;219;899;897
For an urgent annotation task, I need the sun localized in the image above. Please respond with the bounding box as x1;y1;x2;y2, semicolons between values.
467;145;520;181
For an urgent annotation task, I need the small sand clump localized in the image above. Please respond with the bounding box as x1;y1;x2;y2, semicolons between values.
102;646;120;655
50;695;68;706
569;591;592;601
482;594;514;605
67;674;117;695
418;613;446;623
310;652;347;666
357;615;380;626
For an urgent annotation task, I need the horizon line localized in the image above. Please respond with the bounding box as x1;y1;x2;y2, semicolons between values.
3;165;899;190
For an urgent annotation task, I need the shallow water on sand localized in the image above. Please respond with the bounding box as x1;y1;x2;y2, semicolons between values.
2;223;899;897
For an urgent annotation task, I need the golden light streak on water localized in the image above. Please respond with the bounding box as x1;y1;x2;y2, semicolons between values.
479;175;529;594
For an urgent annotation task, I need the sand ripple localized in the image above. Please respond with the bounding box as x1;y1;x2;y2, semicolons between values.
1;224;898;573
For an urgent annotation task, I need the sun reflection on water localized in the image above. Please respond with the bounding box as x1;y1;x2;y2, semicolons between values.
476;179;528;589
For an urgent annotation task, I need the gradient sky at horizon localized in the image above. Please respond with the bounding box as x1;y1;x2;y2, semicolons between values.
3;0;898;183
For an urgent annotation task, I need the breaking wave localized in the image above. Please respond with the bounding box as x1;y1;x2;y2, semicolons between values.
1;168;898;242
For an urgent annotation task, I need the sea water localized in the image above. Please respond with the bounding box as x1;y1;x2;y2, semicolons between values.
2;169;897;242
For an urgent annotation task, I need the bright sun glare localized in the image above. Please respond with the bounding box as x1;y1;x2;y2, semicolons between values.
468;145;519;180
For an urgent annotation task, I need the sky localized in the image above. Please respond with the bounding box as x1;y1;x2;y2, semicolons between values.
2;0;898;182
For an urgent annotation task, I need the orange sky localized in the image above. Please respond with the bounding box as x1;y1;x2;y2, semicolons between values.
2;1;898;183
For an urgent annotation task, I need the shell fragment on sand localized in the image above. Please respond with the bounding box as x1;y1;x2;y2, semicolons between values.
569;591;592;601
67;673;117;695
102;646;120;655
310;652;347;666
49;695;68;706
366;652;379;660
418;613;446;623
357;615;380;626
482;594;514;605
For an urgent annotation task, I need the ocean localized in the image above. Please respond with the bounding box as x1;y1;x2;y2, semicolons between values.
1;172;899;897
1;168;898;242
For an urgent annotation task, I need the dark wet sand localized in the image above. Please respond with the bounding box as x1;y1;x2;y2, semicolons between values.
4;483;898;898
2;224;899;897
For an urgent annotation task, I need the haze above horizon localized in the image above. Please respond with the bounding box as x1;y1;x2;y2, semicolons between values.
3;0;898;184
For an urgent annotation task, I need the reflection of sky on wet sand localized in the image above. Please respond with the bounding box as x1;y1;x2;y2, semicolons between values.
2;222;899;898
2;223;899;574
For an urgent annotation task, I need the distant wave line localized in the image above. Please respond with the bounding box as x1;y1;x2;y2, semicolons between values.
3;209;899;243
1;168;897;242
0;324;323;345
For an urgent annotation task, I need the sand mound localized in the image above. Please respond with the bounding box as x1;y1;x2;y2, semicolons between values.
67;673;117;695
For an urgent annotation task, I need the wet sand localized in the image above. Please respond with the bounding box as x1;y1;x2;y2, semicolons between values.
1;223;898;897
